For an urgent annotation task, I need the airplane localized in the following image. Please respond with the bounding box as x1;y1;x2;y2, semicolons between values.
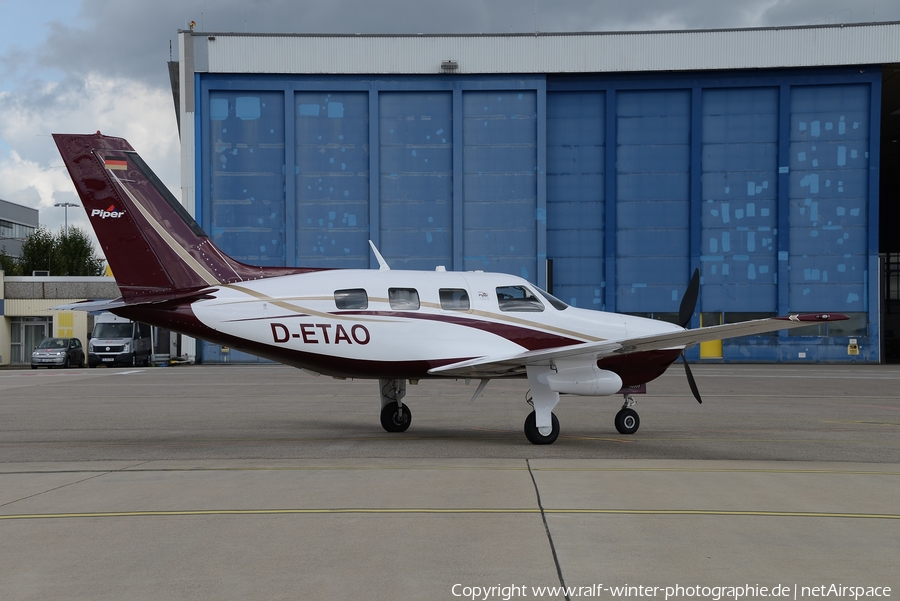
53;131;847;445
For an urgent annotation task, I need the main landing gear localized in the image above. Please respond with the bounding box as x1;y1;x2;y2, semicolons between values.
614;395;640;435
523;366;561;445
379;378;411;433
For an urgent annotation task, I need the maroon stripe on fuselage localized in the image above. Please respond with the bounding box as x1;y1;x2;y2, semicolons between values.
113;304;474;379
335;311;583;351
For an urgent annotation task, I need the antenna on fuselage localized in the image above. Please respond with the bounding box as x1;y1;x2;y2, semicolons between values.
368;240;391;271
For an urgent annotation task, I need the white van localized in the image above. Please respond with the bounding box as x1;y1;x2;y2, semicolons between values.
89;313;152;367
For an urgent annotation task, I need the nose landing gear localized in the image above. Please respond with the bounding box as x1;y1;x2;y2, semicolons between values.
614;395;640;434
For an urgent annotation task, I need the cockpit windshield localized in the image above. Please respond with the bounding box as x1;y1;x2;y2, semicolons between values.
535;287;569;310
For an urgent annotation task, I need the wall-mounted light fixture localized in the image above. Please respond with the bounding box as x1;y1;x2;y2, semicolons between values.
441;60;458;72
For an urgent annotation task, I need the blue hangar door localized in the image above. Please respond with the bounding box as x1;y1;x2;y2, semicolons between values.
198;70;879;364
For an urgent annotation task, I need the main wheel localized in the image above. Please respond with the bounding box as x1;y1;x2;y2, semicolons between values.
380;402;412;433
524;411;560;445
614;408;640;434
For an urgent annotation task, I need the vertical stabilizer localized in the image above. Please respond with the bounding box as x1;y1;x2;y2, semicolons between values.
54;132;317;301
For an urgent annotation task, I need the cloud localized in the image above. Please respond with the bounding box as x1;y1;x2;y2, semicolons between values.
0;72;179;231
3;0;898;250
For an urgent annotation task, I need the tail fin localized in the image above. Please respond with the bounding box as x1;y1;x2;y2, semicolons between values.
54;132;315;302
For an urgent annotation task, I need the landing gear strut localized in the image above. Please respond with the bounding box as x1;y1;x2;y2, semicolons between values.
379;378;411;433
614;394;640;435
523;366;561;445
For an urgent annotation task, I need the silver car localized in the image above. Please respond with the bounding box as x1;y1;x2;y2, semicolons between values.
31;338;85;369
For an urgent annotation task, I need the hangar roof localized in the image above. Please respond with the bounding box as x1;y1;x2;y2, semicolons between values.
181;21;900;75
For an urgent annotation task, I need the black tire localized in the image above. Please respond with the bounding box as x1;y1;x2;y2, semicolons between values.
131;353;136;367
615;408;640;435
380;402;412;433
63;357;70;369
524;411;560;445
31;365;38;370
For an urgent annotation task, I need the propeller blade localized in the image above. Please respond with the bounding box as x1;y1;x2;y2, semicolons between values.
678;268;700;328
681;352;702;404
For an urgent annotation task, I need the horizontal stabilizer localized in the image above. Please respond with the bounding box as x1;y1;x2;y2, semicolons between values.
52;299;129;312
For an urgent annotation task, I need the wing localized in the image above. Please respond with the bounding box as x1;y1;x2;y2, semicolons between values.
427;312;847;378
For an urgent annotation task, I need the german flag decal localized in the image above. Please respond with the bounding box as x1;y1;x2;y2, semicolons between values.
104;157;128;171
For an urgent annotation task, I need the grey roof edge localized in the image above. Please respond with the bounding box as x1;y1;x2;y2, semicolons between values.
177;20;900;38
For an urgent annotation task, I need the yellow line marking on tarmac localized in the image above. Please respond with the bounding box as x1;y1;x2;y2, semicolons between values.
823;420;900;427
1;508;898;520
2;465;898;476
542;510;900;519
0;466;530;476
532;467;900;475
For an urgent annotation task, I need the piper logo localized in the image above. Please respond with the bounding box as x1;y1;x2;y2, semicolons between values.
91;205;126;219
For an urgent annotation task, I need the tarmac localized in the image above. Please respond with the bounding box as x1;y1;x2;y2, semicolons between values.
1;364;898;600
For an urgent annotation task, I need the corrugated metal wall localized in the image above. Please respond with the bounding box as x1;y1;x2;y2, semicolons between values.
196;67;880;364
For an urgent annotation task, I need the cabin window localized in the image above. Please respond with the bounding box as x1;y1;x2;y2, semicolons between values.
439;289;470;311
496;286;544;312
334;288;368;310
389;288;420;310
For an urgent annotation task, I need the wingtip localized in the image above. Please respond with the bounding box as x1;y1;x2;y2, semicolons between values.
774;313;850;322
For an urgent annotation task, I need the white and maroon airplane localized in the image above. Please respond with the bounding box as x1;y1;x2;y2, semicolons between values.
54;132;846;444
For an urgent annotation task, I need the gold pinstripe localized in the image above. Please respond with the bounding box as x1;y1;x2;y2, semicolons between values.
110;170;220;286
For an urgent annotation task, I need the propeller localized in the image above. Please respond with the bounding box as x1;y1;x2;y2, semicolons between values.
678;268;702;404
678;268;700;328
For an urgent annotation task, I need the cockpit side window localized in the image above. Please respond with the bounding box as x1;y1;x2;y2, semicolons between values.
389;288;420;310
439;289;470;311
335;288;368;310
495;286;545;312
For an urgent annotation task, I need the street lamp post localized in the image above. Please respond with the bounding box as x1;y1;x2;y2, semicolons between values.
53;202;80;236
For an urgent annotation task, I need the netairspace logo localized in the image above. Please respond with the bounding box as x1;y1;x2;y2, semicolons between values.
91;205;126;220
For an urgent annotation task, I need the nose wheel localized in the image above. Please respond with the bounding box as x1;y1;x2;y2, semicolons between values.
614;395;640;434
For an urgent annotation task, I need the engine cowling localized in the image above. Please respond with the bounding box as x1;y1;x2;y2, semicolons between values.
545;360;623;396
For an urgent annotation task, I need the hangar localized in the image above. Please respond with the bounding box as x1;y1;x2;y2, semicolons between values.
172;22;900;364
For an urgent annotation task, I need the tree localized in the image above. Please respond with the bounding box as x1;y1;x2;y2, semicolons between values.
55;227;105;276
17;226;105;276
0;245;21;275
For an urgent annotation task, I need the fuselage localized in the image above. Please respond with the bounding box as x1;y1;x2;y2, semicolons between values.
116;268;685;383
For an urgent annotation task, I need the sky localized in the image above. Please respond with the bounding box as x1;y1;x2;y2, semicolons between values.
1;0;899;254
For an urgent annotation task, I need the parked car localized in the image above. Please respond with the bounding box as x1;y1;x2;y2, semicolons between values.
31;337;85;369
